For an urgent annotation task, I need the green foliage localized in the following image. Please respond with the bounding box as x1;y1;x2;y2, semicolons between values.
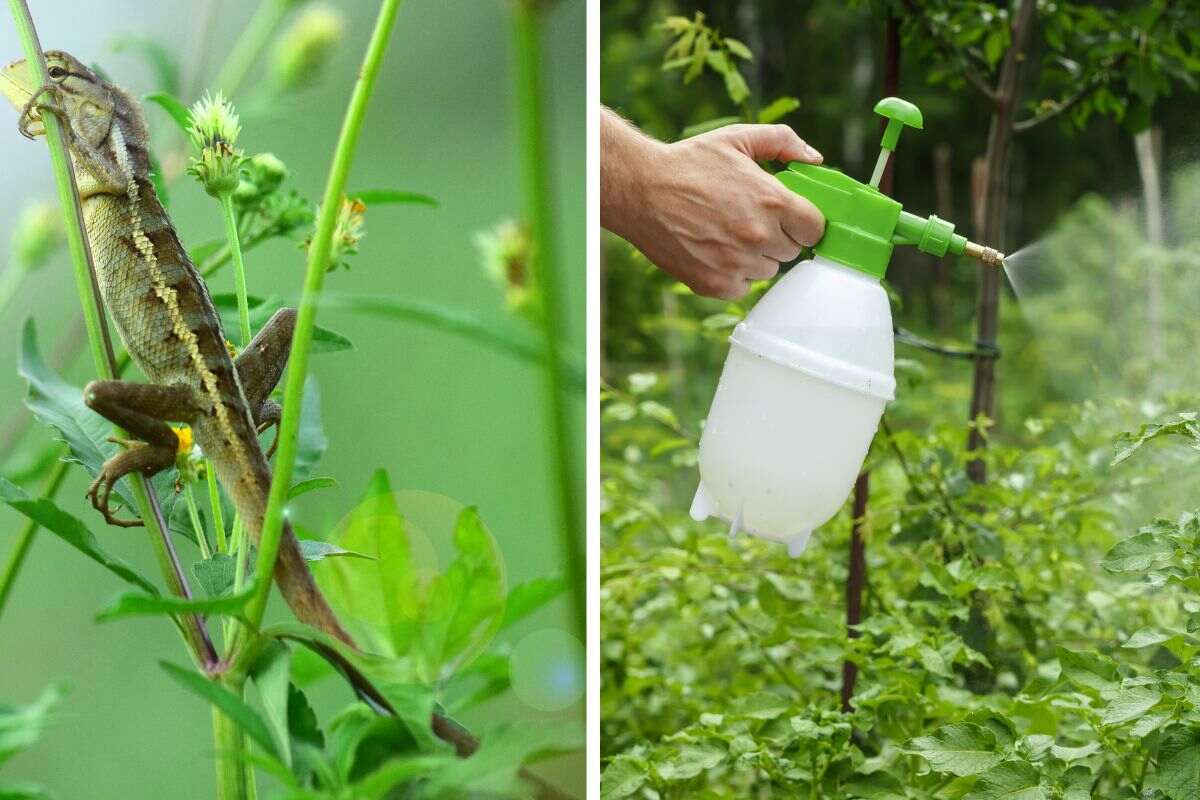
0;684;63;800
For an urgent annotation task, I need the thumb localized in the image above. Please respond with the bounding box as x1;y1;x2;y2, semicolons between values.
730;124;823;164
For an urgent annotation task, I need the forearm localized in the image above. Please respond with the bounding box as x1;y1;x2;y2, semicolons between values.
600;106;665;239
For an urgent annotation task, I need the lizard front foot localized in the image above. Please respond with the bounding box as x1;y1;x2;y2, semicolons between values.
17;84;60;140
256;400;282;458
86;444;176;529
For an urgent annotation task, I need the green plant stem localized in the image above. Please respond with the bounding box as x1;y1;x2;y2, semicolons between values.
512;3;584;639
216;0;294;97
242;0;403;636
184;481;211;560
0;457;69;625
219;194;253;345
6;0;217;672
211;676;249;800
208;466;228;554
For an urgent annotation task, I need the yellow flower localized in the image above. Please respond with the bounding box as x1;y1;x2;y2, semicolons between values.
172;425;194;456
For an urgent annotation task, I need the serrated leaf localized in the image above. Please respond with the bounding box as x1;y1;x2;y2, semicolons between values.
906;723;1002;777
1158;726;1200;800
0;478;157;595
192;553;236;597
1122;627;1175;649
1101;531;1176;572
248;641;292;767
424;721;584;795
1049;741;1100;762
654;743;724;782
1055;647;1118;692
965;760;1047;800
1100;685;1161;726
734;692;787;719
601;755;646;799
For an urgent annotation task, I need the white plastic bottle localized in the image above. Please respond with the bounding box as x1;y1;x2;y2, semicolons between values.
690;255;895;555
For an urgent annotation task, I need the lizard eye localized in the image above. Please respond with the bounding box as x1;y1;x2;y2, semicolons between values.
47;65;67;80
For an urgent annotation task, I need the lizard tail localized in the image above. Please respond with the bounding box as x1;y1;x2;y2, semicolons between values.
273;519;356;647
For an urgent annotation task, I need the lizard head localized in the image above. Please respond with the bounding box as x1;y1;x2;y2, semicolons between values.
1;51;117;148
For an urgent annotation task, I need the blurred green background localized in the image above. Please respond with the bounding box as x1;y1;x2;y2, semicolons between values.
0;1;583;797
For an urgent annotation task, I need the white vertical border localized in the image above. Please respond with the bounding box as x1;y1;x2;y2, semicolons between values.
584;0;600;795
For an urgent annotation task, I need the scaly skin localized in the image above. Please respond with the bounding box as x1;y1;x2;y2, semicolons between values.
1;51;352;646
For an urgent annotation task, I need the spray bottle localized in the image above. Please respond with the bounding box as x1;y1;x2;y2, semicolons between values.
690;97;1003;556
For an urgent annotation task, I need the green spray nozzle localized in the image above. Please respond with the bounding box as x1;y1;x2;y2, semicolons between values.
776;96;1004;279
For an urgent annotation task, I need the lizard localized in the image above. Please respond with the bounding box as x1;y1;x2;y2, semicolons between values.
0;51;353;647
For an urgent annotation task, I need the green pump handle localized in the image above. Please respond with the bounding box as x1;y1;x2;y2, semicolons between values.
774;96;1002;279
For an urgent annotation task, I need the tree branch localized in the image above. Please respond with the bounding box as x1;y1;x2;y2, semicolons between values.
900;0;997;102
1013;73;1107;133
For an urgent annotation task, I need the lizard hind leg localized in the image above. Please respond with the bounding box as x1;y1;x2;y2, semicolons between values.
83;380;204;528
235;307;295;458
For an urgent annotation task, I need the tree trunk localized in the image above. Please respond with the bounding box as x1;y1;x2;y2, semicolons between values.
933;143;954;334
966;0;1037;483
1134;125;1165;369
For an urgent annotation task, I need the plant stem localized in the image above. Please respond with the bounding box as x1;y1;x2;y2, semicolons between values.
244;0;403;634
216;0;293;98
211;676;249;800
512;2;584;639
184;482;211;560
208;466;228;554
6;0;217;671
0;457;69;625
219;193;253;345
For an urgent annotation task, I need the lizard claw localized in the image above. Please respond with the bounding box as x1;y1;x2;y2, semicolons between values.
86;468;144;529
257;419;281;459
17;84;59;140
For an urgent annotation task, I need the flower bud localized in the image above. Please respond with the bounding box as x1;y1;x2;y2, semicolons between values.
186;92;244;197
306;196;365;271
11;201;63;272
234;152;290;210
270;4;346;93
476;219;537;321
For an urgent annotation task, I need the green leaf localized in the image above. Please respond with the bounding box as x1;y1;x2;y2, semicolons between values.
1061;765;1093;800
1101;531;1176;572
734;691;788;720
0;684;64;767
0;477;157;595
1055;647;1118;692
654;743;724;782
757;96;800;124
1122;627;1175;649
347;189;439;208
1112;413;1200;465
111;36;179;94
19;320;136;509
248;641;293;768
298;539;373;562
1050;741;1100;762
1157;725;1200;800
0;784;53;800
294;376;327;480
193;553;236;597
310;325;354;354
844;770;905;798
320;294;584;390
500;576;567;630
906;723;1002;777
1100;684;1161;726
601;755;647;799
95;587;253;622
723;37;753;60
159;661;279;758
144;91;191;134
288;476;338;500
681;116;741;138
965;760;1047;800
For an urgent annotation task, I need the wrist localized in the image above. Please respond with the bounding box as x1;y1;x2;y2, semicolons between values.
601;109;666;240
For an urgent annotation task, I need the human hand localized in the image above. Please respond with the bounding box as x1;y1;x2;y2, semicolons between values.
601;113;826;299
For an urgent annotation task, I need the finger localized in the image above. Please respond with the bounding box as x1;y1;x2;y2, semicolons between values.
744;256;782;281
727;124;823;164
688;265;750;300
778;190;826;247
759;222;803;264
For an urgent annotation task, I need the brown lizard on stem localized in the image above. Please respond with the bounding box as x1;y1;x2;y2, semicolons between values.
0;50;352;646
